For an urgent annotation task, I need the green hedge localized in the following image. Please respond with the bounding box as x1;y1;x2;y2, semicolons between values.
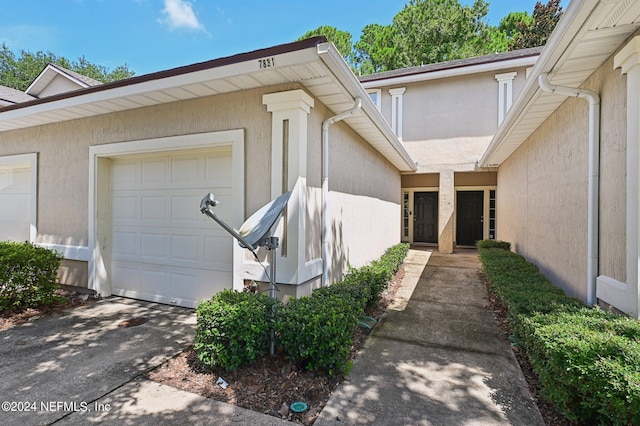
479;243;640;425
476;239;511;251
276;242;409;376
275;290;362;376
0;241;63;313
194;290;278;371
194;243;410;376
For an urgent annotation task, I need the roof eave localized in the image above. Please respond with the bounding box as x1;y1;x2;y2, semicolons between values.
480;0;640;168
0;37;417;173
317;43;417;172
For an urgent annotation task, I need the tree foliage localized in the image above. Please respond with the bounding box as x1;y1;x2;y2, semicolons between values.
299;0;564;75
509;0;563;50
392;0;494;66
0;43;135;91
354;24;400;74
297;25;354;65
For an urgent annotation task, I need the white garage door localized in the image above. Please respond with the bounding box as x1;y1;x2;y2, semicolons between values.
0;165;32;242
110;149;234;308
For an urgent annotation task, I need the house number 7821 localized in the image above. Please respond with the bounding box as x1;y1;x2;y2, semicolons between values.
258;57;276;69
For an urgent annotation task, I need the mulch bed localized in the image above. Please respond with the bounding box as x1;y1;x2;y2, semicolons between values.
146;267;405;425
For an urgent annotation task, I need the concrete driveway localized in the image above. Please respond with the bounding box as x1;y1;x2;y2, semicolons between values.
0;297;195;425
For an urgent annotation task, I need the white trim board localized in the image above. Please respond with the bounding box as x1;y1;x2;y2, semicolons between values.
36;243;90;262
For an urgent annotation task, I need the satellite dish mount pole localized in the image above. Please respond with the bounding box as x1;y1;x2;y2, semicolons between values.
263;236;278;302
263;235;278;355
200;192;291;356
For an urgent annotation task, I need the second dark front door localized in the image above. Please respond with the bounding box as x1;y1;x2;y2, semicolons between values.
456;190;484;246
414;192;438;244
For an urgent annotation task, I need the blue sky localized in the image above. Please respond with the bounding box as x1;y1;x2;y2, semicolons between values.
0;0;567;76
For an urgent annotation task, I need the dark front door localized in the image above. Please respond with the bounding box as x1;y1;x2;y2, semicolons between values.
456;191;484;246
414;192;438;243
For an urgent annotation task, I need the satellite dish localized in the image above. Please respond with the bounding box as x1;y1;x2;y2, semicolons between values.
200;191;291;356
238;191;291;249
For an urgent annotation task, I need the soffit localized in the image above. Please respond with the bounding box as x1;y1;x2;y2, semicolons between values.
0;40;416;172
481;0;640;167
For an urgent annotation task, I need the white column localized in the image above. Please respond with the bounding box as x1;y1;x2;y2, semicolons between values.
607;36;640;318
262;90;315;285
495;72;517;126
439;169;454;254
389;87;406;139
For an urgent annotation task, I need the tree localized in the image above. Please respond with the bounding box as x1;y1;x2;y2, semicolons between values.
391;0;496;67
509;0;563;50
0;43;135;91
353;24;400;74
352;0;507;73
297;26;354;65
499;11;534;39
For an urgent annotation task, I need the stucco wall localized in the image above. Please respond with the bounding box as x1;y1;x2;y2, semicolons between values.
0;84;301;249
374;66;530;174
497;55;627;302
0;82;402;291
0;83;301;288
308;102;401;283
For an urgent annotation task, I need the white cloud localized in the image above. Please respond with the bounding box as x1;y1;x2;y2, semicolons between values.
159;0;206;32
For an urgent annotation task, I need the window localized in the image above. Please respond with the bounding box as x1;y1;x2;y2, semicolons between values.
389;87;406;139
403;192;410;239
489;190;496;240
495;72;517;126
367;89;381;110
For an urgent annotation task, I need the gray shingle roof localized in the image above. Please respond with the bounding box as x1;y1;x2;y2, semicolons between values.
359;46;544;83
0;85;36;104
48;63;103;87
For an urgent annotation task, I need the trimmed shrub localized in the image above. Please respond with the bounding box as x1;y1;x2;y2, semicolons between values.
0;241;63;313
479;245;640;425
275;291;361;376
476;239;511;250
276;243;410;376
194;290;277;371
341;243;410;308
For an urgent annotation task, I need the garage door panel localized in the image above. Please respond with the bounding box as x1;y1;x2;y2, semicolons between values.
171;195;206;222
205;236;233;266
111;150;234;308
140;233;167;258
170;234;200;261
112;196;138;220
171;157;201;182
170;269;231;306
141;158;167;183
205;156;233;186
112;161;138;186
0;168;30;191
112;261;231;308
140;269;170;298
112;263;141;293
1;194;29;220
113;231;140;257
141;196;168;220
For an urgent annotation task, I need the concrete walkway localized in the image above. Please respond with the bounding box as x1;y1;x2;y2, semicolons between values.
316;248;544;426
1;249;543;425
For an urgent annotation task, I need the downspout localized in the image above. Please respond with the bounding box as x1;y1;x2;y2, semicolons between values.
321;98;362;286
538;73;600;305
